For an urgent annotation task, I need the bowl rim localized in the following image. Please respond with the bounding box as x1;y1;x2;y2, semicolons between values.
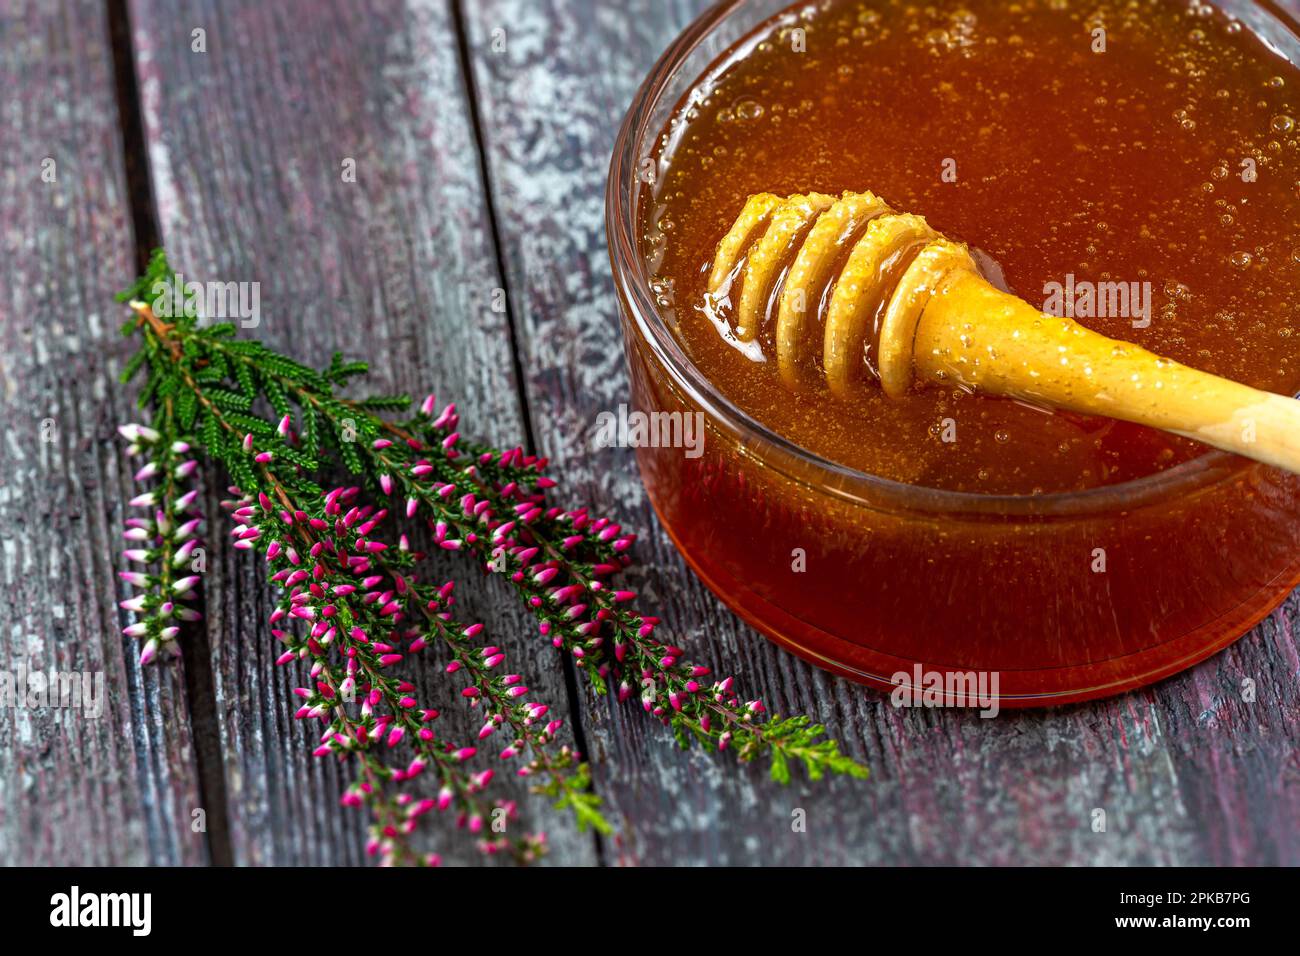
605;0;1297;517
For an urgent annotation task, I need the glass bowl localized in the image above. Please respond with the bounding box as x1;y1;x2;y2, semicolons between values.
606;0;1300;707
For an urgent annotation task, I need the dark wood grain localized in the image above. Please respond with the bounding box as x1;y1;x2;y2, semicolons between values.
128;0;598;865
0;0;206;865
462;0;1300;865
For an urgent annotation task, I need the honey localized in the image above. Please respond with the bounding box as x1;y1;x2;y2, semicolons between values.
611;0;1300;704
641;0;1300;493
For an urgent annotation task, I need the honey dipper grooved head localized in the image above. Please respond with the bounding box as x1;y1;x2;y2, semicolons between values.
706;190;977;397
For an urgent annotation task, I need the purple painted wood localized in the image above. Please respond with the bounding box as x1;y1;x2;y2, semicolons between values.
462;0;1300;864
0;0;206;865
127;0;598;865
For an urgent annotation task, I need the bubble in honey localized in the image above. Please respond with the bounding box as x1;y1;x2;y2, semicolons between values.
1230;250;1253;268
1271;114;1295;134
734;99;765;121
1267;76;1286;89
994;429;1010;444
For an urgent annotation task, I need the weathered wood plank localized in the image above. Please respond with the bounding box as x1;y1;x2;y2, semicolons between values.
463;0;1300;865
129;0;598;864
0;0;206;865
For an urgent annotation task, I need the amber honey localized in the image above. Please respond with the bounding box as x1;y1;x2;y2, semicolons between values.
612;0;1300;703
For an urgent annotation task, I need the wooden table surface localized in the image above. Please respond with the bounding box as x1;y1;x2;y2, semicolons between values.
2;0;1299;867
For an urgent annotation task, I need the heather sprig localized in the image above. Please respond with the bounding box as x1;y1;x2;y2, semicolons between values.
116;418;204;664
115;249;867;863
224;483;558;862
361;412;869;783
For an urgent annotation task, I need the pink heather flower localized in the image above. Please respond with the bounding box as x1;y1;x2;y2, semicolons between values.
277;414;291;436
454;747;476;762
118;423;161;444
139;638;160;665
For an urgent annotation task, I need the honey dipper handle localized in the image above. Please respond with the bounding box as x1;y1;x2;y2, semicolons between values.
912;271;1300;474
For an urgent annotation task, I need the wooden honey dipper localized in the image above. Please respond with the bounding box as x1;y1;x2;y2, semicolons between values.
706;190;1300;475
